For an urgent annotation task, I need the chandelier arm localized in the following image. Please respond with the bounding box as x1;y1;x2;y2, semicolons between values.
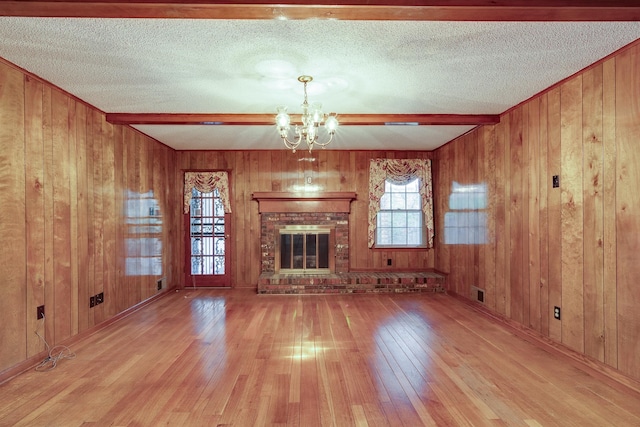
310;133;335;148
281;135;302;150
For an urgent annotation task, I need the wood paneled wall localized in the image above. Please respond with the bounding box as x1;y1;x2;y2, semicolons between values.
4;38;638;386
176;150;435;287
0;59;179;374
434;41;640;381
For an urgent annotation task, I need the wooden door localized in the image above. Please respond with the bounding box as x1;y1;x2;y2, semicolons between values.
185;187;230;287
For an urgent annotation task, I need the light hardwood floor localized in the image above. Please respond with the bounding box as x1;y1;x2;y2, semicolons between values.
1;289;639;426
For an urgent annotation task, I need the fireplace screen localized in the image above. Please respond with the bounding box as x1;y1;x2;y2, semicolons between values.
277;226;334;273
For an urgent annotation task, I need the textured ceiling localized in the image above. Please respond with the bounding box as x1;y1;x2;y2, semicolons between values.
0;17;639;150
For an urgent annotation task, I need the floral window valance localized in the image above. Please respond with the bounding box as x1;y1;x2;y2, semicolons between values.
368;159;434;248
183;171;232;214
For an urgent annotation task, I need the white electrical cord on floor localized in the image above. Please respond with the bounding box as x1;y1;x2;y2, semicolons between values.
34;315;76;372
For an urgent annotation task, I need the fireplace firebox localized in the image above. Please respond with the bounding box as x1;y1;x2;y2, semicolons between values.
277;225;335;273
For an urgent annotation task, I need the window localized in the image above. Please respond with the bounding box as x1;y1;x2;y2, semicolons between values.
376;178;423;247
367;158;434;249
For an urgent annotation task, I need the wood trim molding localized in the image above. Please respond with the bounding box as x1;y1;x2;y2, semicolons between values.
1;1;640;21
106;113;500;126
252;191;357;213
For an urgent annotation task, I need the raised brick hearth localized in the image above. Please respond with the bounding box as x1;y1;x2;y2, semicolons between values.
258;271;446;294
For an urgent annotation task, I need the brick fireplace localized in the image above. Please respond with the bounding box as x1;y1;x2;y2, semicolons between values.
253;192;356;274
252;191;447;294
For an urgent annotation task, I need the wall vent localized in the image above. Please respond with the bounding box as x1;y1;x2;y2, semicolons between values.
471;285;485;303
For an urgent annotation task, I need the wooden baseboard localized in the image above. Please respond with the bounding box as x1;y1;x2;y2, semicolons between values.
448;290;640;397
0;287;175;385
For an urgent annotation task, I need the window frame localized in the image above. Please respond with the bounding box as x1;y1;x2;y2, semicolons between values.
374;178;427;249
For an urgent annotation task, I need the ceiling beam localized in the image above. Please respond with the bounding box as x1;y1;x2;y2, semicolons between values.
105;113;500;126
1;1;640;21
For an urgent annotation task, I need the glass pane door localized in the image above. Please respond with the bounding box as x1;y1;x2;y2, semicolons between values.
186;187;229;287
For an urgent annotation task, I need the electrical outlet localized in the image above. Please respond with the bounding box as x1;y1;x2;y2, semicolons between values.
554;306;561;320
387;258;392;266
552;175;560;188
471;285;485;304
157;279;163;291
37;305;45;320
90;296;96;308
96;292;104;305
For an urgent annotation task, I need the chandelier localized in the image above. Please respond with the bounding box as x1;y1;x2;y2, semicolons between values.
275;75;339;153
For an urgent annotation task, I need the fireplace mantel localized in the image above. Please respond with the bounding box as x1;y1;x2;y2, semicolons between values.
252;192;357;213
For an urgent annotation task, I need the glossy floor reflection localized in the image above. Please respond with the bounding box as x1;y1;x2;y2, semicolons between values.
1;289;639;426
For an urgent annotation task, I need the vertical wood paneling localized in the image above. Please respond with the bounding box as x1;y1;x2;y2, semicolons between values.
582;65;605;362
509;108;525;323
367;165;382;269
483;125;497;311
466;134;478;295
131;131;143;304
151;134;163;298
24;76;45;357
68;97;79;337
477;129;487;296
76;102;90;332
233;151;247;286
0;59;180;373
271;150;283;191
601;57;618;369
123;131;135;304
353;152;370;269
339;151;351;192
615;45;640;379
92;109;105;325
547;87;563;343
435;145;451;280
538;94;550;337
308;151;319;192
52;88;72;343
113;127;125;314
432;41;640;383
42;85;55;344
445;143;457;292
528;99;541;332
85;107;96;328
326;151;341;191
494;115;508;316
102;119;116;314
521;105;530;329
0;63;26;369
560;76;585;353
147;139;157;296
249;151;262;285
